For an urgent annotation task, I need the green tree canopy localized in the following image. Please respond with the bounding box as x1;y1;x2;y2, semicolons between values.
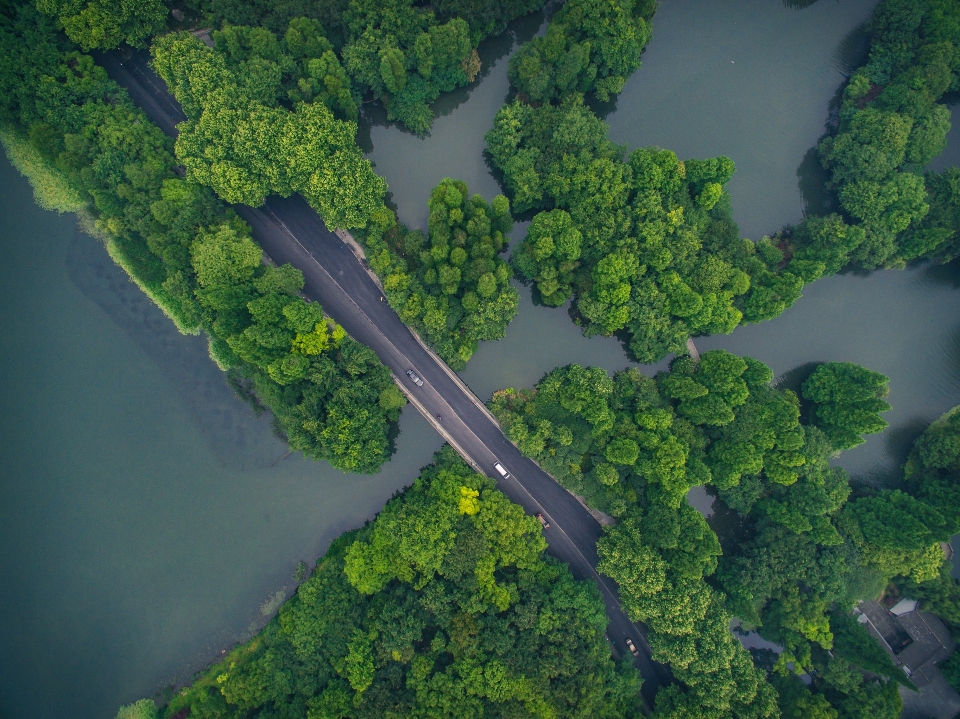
37;0;166;50
801;362;891;450
152;29;385;227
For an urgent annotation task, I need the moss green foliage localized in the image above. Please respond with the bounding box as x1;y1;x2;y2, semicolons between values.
840;489;947;583
489;351;806;516
487;97;804;362
893;406;960;692
511;209;583;306
493;352;939;716
785;0;960;272
0;127;85;212
194;0;548;133
905;405;960;533
152;27;385;226
772;671;902;719
801;363;891;451
828;611;914;690
484;0;816;362
152;449;643;719
37;0;167;50
359;179;519;369
115;699;159;719
599;513;778;719
711;403;960;717
508;0;657;104
190;221;401;471
1;2;398;473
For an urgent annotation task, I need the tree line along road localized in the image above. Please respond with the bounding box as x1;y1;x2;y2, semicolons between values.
96;47;671;707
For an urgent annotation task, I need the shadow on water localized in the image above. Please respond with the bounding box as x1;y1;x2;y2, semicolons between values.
831;22;871;76
789;21;871;216
709;493;754;554
782;0;823;9
774;361;821;403
796;145;836;218
853;416;931;488
65;230;289;471
918;257;960;290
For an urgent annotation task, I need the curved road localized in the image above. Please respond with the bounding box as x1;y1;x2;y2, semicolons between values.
97;48;671;707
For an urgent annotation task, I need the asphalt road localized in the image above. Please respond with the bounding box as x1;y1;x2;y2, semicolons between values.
97;48;672;706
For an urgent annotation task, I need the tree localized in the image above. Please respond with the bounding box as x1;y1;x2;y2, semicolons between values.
152;30;386;227
358;178;518;369
115;699;158;719
905;405;960;532
512;209;582;306
801;363;891;450
37;0;167;50
507;0;654;104
842;490;947;583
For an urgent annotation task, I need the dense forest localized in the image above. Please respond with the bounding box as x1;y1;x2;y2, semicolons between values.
787;0;960;272
190;0;548;133
38;0;548;133
359;179;519;368
485;0;809;363
0;1;402;472
490;351;960;718
148;12;534;367
117;448;643;719
489;0;960;364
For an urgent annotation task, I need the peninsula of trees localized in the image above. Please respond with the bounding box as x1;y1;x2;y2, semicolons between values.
490;351;959;719
120;449;643;719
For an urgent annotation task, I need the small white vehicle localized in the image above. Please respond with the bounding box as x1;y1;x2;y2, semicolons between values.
405;369;424;387
493;462;510;479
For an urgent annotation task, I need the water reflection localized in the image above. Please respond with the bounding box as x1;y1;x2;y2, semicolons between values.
831;23;871;76
796;145;837;218
66;229;288;471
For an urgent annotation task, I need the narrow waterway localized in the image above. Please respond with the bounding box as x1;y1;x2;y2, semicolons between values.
0;157;443;719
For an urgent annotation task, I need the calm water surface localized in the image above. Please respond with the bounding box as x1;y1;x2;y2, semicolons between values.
0;157;442;718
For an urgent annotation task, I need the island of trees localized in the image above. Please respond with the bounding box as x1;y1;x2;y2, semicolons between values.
491;0;960;363
490;351;960;719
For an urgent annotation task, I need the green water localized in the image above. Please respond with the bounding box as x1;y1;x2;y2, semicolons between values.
3;0;960;715
0;157;443;718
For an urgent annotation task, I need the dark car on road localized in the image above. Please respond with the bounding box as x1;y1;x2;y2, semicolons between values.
536;513;550;529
